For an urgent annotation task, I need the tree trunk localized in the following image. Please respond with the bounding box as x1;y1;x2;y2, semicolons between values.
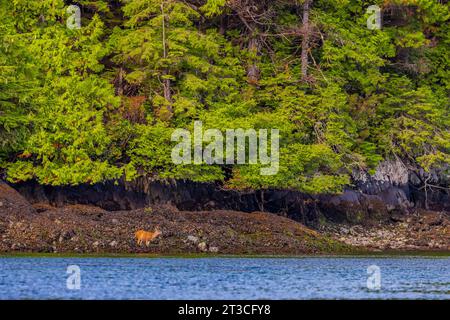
301;0;312;81
219;15;226;35
161;1;173;115
235;10;261;86
424;175;430;210
260;190;265;212
163;77;172;103
117;67;124;96
247;36;261;85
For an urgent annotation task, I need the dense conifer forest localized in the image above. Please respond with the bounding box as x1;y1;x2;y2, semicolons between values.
0;0;449;194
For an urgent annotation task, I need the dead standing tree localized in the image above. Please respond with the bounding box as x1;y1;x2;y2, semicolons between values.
301;0;312;81
161;0;173;116
228;0;315;84
228;0;274;85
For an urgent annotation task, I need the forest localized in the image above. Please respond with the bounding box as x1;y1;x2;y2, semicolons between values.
0;0;449;194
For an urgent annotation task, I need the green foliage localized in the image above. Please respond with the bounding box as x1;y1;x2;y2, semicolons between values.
1;0;448;194
1;0;123;185
0;1;39;160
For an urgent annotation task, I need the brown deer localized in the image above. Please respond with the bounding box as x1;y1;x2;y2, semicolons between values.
135;227;162;246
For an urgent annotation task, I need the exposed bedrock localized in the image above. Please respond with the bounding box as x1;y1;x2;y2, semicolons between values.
7;161;449;228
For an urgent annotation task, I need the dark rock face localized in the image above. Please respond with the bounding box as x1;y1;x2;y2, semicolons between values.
408;167;450;211
12;179;325;225
316;187;412;225
353;160;449;212
13;179;259;212
7;160;449;228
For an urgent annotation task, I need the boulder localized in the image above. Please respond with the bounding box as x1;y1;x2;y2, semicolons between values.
209;246;219;253
187;235;199;244
198;242;207;252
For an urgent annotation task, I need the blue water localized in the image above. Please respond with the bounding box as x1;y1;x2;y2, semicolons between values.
0;257;448;299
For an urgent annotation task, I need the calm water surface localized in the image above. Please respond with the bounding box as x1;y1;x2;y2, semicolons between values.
0;257;448;299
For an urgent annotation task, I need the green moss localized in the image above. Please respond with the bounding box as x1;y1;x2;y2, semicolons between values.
0;250;448;259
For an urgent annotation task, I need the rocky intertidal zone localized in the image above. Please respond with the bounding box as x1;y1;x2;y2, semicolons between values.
322;211;449;251
0;181;449;255
0;204;352;255
0;182;351;254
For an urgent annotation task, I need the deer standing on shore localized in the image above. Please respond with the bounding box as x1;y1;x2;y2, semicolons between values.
135;227;162;246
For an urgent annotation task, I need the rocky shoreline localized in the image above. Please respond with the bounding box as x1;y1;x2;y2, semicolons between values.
1;204;353;255
0;181;351;255
0;181;449;255
322;210;449;251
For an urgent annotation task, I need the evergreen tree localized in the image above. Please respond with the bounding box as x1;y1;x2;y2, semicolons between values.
0;0;448;194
